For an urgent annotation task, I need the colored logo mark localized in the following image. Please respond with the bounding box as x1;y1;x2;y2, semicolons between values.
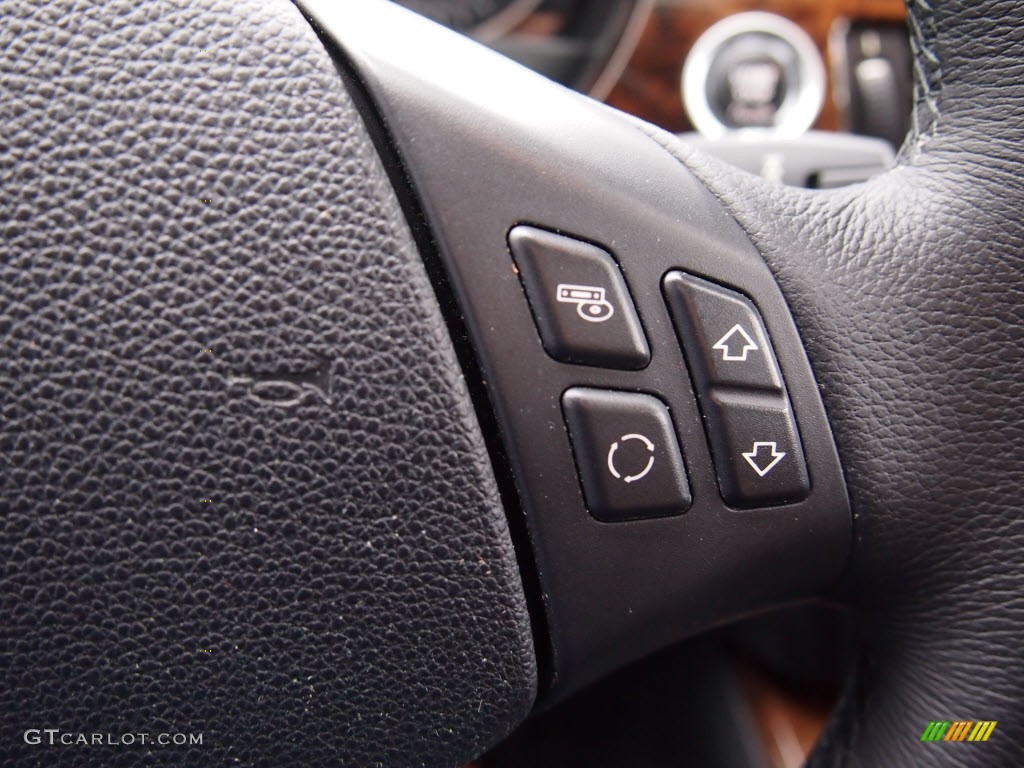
921;721;997;742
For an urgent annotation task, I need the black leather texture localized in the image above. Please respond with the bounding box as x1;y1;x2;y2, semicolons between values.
639;0;1024;765
0;1;536;766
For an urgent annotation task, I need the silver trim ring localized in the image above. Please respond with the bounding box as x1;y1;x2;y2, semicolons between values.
472;0;543;43
682;12;826;139
589;0;655;102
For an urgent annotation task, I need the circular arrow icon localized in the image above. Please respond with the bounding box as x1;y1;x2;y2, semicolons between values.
606;433;656;484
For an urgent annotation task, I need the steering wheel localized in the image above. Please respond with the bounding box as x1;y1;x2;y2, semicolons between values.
2;0;1020;766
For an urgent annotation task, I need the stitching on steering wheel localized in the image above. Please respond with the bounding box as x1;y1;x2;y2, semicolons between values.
906;0;942;156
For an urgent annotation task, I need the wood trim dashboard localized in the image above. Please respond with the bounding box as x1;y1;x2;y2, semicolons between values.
603;0;906;133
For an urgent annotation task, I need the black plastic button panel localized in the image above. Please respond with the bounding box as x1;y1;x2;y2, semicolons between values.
664;272;810;508
510;226;650;370
562;388;691;523
338;24;853;699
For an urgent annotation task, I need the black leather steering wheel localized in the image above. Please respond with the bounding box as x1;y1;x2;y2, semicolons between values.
2;0;1021;766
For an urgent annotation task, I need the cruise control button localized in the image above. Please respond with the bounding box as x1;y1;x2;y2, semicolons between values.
562;388;691;522
663;272;783;392
510;226;650;370
703;389;809;507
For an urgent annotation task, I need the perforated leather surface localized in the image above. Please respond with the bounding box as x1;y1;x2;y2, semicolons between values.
0;1;536;766
642;0;1024;764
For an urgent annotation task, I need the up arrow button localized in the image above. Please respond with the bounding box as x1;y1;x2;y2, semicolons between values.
663;272;784;393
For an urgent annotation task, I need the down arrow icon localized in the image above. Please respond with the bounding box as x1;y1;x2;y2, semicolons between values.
742;442;787;477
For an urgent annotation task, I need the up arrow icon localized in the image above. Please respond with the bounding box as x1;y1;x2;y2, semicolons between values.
712;324;759;362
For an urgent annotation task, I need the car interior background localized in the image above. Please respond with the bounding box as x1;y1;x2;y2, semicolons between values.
20;0;1010;765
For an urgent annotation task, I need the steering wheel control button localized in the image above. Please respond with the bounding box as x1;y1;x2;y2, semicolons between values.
663;272;783;392
562;388;691;522
510;226;650;369
704;389;809;507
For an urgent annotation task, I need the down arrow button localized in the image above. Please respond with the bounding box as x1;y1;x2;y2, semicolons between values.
705;390;809;507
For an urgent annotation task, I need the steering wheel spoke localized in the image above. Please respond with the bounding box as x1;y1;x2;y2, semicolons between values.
305;0;851;702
